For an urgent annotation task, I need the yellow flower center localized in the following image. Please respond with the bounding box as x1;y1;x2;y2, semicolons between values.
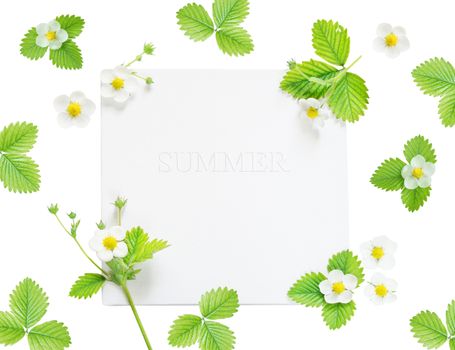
385;33;398;47
46;31;57;41
371;246;385;260
375;284;388;297
102;236;118;251
332;282;346;295
67;102;82;118
412;167;424;179
306;107;319;119
111;77;125;90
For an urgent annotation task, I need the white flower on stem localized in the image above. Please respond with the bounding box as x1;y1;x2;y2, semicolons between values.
54;91;96;128
89;226;128;262
401;155;435;190
360;235;397;270
319;270;358;304
35;20;68;50
101;66;138;104
299;98;330;127
365;273;397;305
373;23;410;58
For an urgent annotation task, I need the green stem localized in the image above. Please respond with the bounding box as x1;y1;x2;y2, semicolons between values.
117;207;122;226
131;72;148;82
122;284;153;350
53;214;108;276
344;55;362;71
125;54;143;68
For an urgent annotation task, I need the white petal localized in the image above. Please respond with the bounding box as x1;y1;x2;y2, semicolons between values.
114;65;131;78
384;293;397;304
370;295;384;305
392;26;406;36
35;35;49;48
338;291;353;304
378;255;395;270
125;76;139;94
423;162;436;176
57;112;73;128
101;84;115;98
113;89;130;103
364;285;375;297
306;98;320;108
404;177;418;190
385;279;398;292
363;256;379;269
377;23;393;37
81;99;96;116
373;37;386;52
48;20;61;31
319;280;332;295
89;235;103;251
69;91;86;103
101;70;115;84
53;95;70;112
49;40;62;50
417;175;432;188
385;46;401;59
401;165;412;178
411;155;426;168
343;274;358;290
110;226;126;240
113;242;128;258
374;236;397;253
324;293;339;304
74;114;90;128
327;270;344;283
56;29;68;43
370;273;386;285
36;23;49;35
97;249;114;262
396;36;410;52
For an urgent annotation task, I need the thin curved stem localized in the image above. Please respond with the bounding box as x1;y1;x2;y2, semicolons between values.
122;284;153;350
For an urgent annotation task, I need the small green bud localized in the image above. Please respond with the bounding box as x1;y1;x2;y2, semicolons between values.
68;212;77;220
113;196;128;210
143;43;155;55
97;220;106;230
145;77;154;85
48;204;59;215
70;220;80;237
136;54;142;62
287;59;297;69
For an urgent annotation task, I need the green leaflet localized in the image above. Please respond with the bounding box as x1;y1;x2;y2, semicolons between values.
20;15;85;70
411;311;448;349
327;250;364;285
288;272;326;307
280;19;368;123
450;339;455;350
322;302;356;330
0;122;38;154
401;187;431;212
412;58;455;127
403;135;437;164
123;226;169;266
0;279;71;350
312;19;350;66
447;301;455;336
177;0;254;56
169;287;239;349
69;273;106;299
370;158;406;191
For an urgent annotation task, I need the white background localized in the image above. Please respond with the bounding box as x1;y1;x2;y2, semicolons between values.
1;0;454;349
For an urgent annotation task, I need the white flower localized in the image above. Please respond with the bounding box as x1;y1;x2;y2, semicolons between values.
401;155;435;190
319;270;358;304
35;20;68;50
299;98;330;127
89;226;128;262
54;91;96;128
101;66;138;104
360;235;397;270
365;273;397;305
373;23;410;58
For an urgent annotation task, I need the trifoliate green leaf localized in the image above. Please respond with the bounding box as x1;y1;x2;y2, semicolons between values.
446;301;455;335
280;59;339;100
199;288;239;320
328;72;369;122
49;40;83;70
370;158;406;191
410;311;448;349
322;301;356;330
212;0;249;28
28;321;71;350
312;19;350;67
438;88;455;127
177;3;215;42
9;278;48;329
403;135;436;164
288;272;326;307
215;27;253;56
0;154;40;193
327;250;364;285
401;187;431;212
123;226;169;266
168;314;202;347
0;122;38;154
0;311;25;345
199;321;235;350
55;15;85;39
20;28;48;60
69;273;106;299
412;58;455;97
